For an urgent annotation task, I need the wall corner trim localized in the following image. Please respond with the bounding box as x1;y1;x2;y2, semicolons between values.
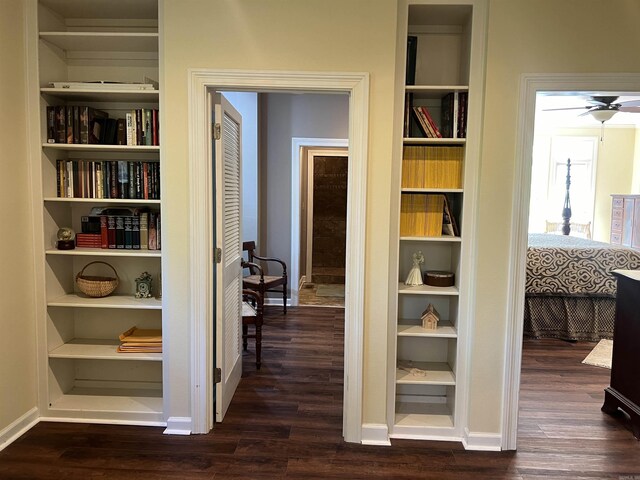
163;417;192;435
462;427;502;451
0;407;39;452
361;423;391;446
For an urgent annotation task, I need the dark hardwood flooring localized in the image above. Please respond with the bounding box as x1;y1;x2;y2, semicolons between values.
1;308;639;479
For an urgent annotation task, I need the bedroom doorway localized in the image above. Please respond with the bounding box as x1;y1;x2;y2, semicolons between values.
502;73;640;450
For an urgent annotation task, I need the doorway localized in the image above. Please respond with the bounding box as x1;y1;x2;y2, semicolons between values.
502;73;640;450
187;70;369;443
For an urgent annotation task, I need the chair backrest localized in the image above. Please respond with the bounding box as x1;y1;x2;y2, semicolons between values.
545;220;592;239
242;241;259;274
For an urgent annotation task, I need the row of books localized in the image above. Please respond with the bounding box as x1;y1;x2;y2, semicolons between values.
441;92;468;139
77;208;161;250
56;160;160;200
412;106;441;138
400;193;459;237
117;326;162;353
46;106;159;146
402;146;463;189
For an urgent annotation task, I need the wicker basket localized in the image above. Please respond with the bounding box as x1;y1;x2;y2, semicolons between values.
76;261;119;298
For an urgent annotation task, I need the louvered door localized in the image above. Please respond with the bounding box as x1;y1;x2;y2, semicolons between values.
214;93;243;422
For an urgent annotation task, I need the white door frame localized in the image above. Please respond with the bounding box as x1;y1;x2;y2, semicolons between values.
290;139;348;305
502;73;640;450
188;69;369;443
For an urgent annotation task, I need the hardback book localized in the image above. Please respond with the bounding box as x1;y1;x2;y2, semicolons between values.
107;215;116;249
109;161;119;198
79;107;108;144
46;106;56;143
148;211;157;250
144;109;153;146
135;109;143;146
412;107;434;138
55;106;66;143
406;36;418;85
96;162;103;199
156;212;161;250
132;215;141;249
152;109;159;146
116;118;126;145
115;216;125;249
72;106;80;144
126;113;133;146
128;162;136;199
117;161;129;199
139;212;149;250
100;215;108;248
440;93;455;138
124;216;133;249
66;106;74;144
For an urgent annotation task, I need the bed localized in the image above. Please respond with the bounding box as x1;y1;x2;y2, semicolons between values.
525;233;640;341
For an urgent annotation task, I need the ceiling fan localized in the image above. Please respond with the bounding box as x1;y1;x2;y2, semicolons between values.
544;95;640;123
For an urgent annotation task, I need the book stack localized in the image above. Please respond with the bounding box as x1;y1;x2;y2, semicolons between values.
46;106;159;146
56;160;160;200
412;106;442;138
75;233;102;248
78;207;160;250
400;194;445;237
117;326;162;353
440;92;469;138
402;145;463;189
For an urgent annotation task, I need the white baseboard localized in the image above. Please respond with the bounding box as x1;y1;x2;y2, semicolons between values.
263;298;292;307
163;416;192;435
462;427;502;451
0;407;39;452
361;423;391;446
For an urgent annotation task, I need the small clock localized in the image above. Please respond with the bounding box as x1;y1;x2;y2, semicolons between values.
135;272;152;299
56;227;75;250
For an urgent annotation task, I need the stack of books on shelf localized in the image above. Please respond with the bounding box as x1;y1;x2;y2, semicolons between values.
46;106;159;146
78;207;161;250
441;92;468;139
400;194;459;238
117;327;162;353
56;160;160;200
402;145;463;189
412;106;442;138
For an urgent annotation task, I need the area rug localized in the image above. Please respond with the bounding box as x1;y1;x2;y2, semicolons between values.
315;284;345;297
582;339;613;369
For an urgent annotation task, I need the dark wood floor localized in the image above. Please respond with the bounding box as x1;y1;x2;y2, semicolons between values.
1;307;639;479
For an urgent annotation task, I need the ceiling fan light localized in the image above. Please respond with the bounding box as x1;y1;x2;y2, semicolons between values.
590;109;618;123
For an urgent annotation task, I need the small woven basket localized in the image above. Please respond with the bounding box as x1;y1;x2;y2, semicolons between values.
76;261;119;298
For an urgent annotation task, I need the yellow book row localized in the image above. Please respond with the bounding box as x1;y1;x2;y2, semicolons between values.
400;194;444;237
402;145;463;189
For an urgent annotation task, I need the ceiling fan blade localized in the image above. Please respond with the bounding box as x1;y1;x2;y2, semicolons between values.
618;106;640;113
542;107;589;112
618;99;640;107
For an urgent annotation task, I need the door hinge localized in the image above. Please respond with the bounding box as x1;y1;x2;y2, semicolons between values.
214;368;221;384
214;247;222;264
213;123;221;140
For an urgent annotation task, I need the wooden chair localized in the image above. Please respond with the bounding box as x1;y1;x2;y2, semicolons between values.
242;241;288;314
242;287;264;369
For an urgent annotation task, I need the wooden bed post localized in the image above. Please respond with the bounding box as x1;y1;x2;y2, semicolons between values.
562;158;571;236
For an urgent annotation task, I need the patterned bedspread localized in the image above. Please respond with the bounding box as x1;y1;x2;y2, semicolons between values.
526;233;640;296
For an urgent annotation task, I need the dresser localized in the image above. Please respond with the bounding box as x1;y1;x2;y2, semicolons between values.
610;194;640;249
602;270;640;439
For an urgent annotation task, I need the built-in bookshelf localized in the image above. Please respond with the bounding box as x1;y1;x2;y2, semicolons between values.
30;0;163;425
389;1;486;443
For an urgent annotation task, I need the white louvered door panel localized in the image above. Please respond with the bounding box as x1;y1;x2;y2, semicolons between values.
214;94;243;422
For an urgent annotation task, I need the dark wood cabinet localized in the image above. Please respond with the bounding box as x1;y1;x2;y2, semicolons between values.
602;270;640;439
610;194;640;249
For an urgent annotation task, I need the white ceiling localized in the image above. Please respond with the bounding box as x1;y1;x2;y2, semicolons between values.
535;92;640;128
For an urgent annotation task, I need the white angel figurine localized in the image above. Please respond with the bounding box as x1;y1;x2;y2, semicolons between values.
405;251;424;286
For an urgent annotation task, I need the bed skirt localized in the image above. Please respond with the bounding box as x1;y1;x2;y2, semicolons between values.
524;294;615;341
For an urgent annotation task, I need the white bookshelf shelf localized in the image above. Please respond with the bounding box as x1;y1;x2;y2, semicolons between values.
48;294;161;310
40;87;158;103
397;322;457;338
400;235;461;242
51;388;163;415
401;188;463;194
42;144;159;153
39;32;159;53
46;248;161;258
44;197;161;205
405;85;469;94
395;402;454;429
396;362;455;385
397;283;459;296
403;137;466;145
49;339;161;362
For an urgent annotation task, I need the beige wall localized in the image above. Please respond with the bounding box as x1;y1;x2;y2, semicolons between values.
259;93;349;271
161;0;397;424
473;0;640;433
632;129;640;192
0;0;38;435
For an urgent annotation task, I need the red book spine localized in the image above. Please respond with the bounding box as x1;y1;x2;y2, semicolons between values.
100;215;108;249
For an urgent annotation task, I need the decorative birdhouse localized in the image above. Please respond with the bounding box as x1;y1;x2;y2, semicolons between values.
421;303;440;330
